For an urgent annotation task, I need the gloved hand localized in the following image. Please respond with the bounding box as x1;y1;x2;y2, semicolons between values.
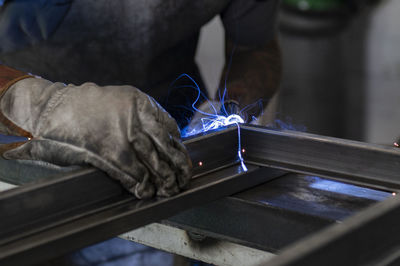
0;65;191;199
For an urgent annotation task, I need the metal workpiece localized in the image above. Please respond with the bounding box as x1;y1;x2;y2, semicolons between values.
265;193;400;266
3;124;400;190
0;126;239;186
241;125;400;191
166;174;390;252
166;195;333;253
234;174;390;222
183;126;239;176
0;164;285;266
0;126;246;265
0;168;124;245
0;125;399;265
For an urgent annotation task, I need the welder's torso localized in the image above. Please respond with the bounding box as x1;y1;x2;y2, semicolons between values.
0;0;230;101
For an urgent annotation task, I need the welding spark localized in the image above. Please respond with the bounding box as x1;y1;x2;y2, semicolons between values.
196;114;244;134
170;73;246;137
170;74;247;171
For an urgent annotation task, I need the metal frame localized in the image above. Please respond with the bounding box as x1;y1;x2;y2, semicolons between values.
241;125;400;191
165;172;391;253
1;125;400;265
0;127;285;266
266;193;400;266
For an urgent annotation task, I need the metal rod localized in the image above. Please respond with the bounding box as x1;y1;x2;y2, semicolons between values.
242;125;400;191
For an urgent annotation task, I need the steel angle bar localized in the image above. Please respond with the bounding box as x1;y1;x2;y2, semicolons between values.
0;126;239;186
241;125;400;191
0;126;285;266
0;166;284;266
0;126;238;245
182;126;239;177
265;195;400;266
0;128;238;245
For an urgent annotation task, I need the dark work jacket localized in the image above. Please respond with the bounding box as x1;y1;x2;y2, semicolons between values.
0;0;278;125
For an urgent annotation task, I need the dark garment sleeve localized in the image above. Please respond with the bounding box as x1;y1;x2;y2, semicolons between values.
0;0;72;53
221;0;280;47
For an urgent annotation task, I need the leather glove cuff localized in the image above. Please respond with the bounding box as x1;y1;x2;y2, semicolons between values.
0;65;33;97
0;64;34;154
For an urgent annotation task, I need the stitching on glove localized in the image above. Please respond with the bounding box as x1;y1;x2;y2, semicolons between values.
36;85;69;132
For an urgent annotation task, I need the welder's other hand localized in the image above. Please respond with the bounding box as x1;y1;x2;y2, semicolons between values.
0;77;192;199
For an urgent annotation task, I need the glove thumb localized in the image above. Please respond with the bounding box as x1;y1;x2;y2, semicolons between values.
3;140;46;161
3;139;83;167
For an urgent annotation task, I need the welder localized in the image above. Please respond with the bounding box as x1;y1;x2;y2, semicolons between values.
0;0;281;264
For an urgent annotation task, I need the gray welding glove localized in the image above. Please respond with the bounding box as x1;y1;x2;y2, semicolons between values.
0;67;191;199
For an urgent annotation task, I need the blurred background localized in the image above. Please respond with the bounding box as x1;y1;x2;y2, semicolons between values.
196;0;400;145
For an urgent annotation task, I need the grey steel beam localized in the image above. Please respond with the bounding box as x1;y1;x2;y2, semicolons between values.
241;125;400;191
